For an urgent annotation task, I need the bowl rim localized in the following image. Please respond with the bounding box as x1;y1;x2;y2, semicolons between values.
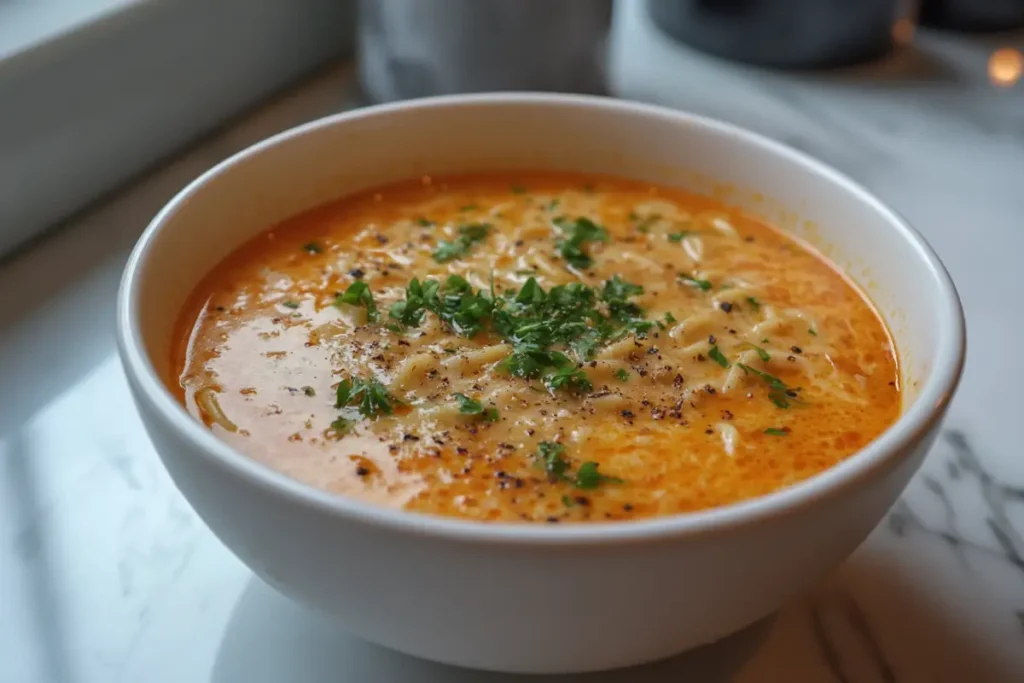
117;92;966;546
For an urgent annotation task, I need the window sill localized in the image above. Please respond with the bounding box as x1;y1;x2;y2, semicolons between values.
0;0;356;258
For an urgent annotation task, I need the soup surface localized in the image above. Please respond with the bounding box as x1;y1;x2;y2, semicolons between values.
173;173;900;523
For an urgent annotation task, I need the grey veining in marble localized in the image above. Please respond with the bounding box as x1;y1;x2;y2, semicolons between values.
2;2;1023;680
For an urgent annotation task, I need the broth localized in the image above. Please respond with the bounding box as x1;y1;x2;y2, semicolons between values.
173;173;900;522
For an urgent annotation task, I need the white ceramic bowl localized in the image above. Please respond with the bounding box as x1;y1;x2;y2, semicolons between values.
117;94;965;674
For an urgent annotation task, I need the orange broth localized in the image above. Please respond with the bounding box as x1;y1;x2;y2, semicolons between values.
172;173;900;523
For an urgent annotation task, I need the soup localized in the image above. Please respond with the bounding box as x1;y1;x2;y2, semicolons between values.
173;173;900;523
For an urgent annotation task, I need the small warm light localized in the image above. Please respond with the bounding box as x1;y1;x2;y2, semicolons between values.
988;48;1023;88
891;18;915;46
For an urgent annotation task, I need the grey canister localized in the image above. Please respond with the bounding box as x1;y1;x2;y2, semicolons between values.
648;0;917;69
358;0;614;102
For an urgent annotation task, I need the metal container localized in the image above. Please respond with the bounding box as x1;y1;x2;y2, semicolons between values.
358;0;613;102
647;0;916;69
920;0;1024;31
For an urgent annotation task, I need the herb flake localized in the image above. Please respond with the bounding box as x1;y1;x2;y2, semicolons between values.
708;345;730;368
554;216;608;269
453;393;499;422
679;273;712;291
433;223;492;263
335;281;379;322
335;377;398;418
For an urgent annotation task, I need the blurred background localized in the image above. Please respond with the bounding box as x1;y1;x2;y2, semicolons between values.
1;0;1021;259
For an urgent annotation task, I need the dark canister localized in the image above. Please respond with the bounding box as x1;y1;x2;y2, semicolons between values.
647;0;916;69
919;0;1024;32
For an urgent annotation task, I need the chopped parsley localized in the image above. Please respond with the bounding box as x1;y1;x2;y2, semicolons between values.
554;216;608;269
679;273;712;291
460;204;479;212
335;377;398;418
575;461;624;489
741;342;771;362
543;365;593;395
746;296;761;310
301;241;322;254
615;368;630;381
664;312;677;324
281;300;300;309
387;273;650;391
335;281;379;322
416;217;434;227
708;345;730;368
453;393;499;422
537;441;571;479
302;386;316;397
667;232;689;242
433;223;492;263
389;278;440;328
809;327;818;336
535;442;623;489
764;427;790;436
737;363;802;409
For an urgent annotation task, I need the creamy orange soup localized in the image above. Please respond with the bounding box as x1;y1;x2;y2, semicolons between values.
173;173;900;523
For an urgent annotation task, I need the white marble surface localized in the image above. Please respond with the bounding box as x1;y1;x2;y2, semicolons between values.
2;4;1023;682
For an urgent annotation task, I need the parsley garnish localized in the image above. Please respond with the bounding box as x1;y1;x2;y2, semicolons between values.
537;441;571;479
302;241;322;254
679;273;712;291
335;281;379;322
543;365;593;394
535;442;623;489
601;276;645;321
416;217;433;227
388;273;651;387
809;327;818;336
664;312;677;324
575;461;624;489
335;377;398;418
435;275;493;337
764;427;789;436
281;300;300;309
615;368;630;381
460;204;479;212
667;232;689;242
746;296;761;310
302;386;316;397
453;393;499;422
737;363;802;409
708;345;730;368
741;342;771;362
389;278;439;328
433;223;492;263
554;216;608;269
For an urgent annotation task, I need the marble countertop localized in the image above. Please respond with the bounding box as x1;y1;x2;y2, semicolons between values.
2;4;1023;682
